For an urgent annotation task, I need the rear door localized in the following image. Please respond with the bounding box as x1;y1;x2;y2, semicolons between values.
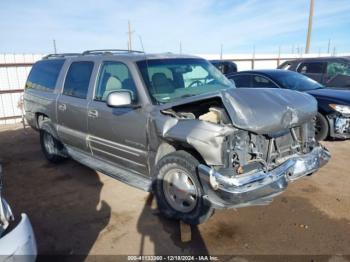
56;61;95;152
297;61;326;84
87;60;149;176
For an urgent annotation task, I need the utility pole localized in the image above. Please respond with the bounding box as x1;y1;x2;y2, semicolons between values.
53;39;57;54
327;39;331;53
305;0;314;53
179;41;182;54
127;20;134;51
220;44;223;60
277;45;281;67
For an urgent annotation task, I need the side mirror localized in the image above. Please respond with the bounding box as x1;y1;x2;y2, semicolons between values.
106;91;132;107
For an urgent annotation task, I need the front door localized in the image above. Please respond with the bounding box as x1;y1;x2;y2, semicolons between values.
297;61;326;84
87;61;149;176
57;61;94;152
324;61;350;88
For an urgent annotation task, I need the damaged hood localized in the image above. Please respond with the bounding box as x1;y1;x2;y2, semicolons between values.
221;88;317;134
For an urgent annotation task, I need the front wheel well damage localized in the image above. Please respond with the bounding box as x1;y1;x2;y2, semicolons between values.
155;141;206;166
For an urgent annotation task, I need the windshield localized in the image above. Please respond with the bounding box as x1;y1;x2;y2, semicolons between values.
136;58;234;104
274;71;324;91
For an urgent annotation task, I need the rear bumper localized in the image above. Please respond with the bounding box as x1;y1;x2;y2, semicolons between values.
198;146;330;209
24;111;37;130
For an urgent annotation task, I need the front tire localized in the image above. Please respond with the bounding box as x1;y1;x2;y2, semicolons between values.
153;150;214;225
40;130;65;163
315;112;329;141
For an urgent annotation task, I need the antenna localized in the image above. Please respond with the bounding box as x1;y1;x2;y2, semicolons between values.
138;35;146;54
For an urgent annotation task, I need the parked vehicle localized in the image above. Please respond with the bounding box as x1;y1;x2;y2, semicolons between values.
278;56;350;89
227;69;350;141
0;164;37;261
210;60;237;75
24;50;330;225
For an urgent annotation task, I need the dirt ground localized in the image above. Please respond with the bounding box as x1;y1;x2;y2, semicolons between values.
0;124;350;260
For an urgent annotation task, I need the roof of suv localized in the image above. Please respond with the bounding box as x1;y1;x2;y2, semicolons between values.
285;56;350;63
43;50;200;62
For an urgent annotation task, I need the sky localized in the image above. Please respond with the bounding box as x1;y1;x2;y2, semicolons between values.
1;0;350;54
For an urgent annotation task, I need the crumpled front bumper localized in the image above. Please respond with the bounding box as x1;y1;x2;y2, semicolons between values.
198;146;331;209
329;114;350;139
0;199;37;262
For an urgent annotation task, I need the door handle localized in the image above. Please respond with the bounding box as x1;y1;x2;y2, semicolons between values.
88;109;99;118
58;103;66;111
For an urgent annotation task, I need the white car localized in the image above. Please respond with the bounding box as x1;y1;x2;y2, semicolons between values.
0;164;37;262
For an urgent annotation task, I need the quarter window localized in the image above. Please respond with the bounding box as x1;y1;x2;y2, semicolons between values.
26;59;65;91
95;61;137;101
63;61;94;99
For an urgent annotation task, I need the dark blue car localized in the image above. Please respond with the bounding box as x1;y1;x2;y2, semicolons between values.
227;69;350;141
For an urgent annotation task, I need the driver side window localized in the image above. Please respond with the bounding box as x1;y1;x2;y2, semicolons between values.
327;62;350;77
95;61;137;102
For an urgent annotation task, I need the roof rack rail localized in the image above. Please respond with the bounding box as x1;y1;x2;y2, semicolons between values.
82;49;144;55
43;53;81;59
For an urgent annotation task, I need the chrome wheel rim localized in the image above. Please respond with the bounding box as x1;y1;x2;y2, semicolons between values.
163;168;198;213
43;132;55;155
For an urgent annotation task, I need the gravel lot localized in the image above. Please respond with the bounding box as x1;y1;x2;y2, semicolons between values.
1;124;350;260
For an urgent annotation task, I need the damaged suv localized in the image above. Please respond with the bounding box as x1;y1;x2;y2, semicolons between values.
24;50;330;225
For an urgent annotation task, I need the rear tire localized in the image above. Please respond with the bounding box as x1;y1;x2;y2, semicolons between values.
153;150;214;225
40;130;65;163
315;112;329;141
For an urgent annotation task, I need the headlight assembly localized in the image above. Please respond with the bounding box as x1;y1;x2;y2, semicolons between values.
329;104;350;114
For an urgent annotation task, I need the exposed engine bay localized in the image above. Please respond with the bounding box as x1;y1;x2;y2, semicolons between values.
161;96;317;177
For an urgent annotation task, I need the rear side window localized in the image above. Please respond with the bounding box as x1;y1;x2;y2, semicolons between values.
297;62;326;74
63;61;94;99
230;75;252;87
252;75;277;88
26;59;65;91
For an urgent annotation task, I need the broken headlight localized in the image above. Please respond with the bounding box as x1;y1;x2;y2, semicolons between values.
329;104;350;114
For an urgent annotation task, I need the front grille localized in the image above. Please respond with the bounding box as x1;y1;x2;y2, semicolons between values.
229;120;316;174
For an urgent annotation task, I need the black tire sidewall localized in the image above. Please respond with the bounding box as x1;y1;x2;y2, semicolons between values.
40;130;64;163
315;112;329;141
153;150;213;225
